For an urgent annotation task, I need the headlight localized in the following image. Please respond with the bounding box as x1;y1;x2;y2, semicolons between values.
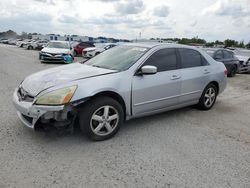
35;86;77;105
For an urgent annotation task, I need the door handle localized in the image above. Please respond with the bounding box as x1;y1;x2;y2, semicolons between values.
170;75;181;80
204;69;210;74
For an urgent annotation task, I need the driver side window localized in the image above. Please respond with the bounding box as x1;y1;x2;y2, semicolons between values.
143;48;177;72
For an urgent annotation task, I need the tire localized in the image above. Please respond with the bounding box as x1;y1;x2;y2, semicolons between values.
228;65;237;77
95;52;100;56
28;46;33;50
79;97;124;141
198;83;218;110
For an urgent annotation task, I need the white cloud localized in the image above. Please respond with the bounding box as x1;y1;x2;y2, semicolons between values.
114;0;145;15
0;0;249;41
153;5;170;17
202;0;249;17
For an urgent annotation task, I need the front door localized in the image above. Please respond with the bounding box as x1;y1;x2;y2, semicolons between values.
132;48;181;115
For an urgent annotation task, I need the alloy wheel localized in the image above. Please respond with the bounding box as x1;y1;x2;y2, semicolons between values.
90;105;119;136
204;87;216;108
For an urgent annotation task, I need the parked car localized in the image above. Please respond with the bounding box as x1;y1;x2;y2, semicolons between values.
232;49;250;73
203;48;239;77
0;39;9;44
17;39;32;47
72;41;95;56
39;41;74;63
82;43;117;58
13;43;227;141
26;40;48;50
7;39;17;45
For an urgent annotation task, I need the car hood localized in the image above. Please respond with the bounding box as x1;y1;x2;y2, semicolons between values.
21;63;117;96
41;47;71;54
235;55;250;62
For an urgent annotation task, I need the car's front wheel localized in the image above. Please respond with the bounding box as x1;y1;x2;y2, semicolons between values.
198;83;218;110
79;97;124;141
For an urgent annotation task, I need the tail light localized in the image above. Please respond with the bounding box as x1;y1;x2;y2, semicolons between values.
224;69;228;76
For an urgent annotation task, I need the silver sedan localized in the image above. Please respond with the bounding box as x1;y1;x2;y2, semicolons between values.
13;43;227;141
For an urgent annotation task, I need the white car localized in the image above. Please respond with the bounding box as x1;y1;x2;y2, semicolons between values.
26;40;48;50
82;43;117;58
39;41;74;63
233;49;250;73
17;39;32;48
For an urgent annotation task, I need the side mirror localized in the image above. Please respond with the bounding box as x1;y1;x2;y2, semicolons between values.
139;65;157;75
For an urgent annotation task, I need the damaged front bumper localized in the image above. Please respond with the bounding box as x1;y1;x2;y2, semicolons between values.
13;88;74;129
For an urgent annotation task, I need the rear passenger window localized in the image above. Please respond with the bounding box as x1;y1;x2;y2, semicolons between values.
178;49;204;68
223;50;233;59
143;48;177;72
214;50;223;60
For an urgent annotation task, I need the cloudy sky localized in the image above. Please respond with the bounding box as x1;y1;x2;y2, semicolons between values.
0;0;249;41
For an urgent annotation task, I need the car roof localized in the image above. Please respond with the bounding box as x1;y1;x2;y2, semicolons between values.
123;42;202;50
203;48;233;52
49;40;70;43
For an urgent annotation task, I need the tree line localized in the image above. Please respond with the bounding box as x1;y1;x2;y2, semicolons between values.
1;30;250;49
151;37;250;49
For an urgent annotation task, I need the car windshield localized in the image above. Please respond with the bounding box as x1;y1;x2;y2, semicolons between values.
85;45;148;71
47;42;70;49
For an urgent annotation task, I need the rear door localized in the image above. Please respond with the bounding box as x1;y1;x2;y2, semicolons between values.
178;48;210;103
132;48;182;115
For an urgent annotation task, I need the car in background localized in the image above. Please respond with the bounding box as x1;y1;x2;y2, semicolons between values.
72;42;95;56
13;43;227;141
17;39;32;48
26;40;48;50
7;39;18;45
0;39;9;44
82;43;117;58
39;41;74;63
231;49;250;73
22;40;38;49
203;48;239;77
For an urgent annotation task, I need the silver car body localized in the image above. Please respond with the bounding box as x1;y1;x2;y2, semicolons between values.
13;43;227;129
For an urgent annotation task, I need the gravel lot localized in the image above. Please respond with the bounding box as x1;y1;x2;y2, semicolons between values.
0;44;250;188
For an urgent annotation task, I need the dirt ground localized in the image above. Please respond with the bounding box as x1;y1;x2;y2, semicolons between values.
0;44;250;188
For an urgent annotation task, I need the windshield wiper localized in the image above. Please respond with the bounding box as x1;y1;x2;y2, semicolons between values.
92;65;103;68
92;65;119;71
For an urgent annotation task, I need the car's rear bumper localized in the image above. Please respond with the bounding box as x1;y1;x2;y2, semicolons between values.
13;88;64;129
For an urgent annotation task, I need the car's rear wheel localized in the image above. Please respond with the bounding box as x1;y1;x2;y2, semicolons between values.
228;65;237;77
79;97;124;141
198;83;217;110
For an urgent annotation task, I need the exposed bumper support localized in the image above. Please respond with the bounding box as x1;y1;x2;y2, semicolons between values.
13;88;65;129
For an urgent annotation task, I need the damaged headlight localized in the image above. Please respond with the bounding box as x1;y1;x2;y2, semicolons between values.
35;86;77;105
